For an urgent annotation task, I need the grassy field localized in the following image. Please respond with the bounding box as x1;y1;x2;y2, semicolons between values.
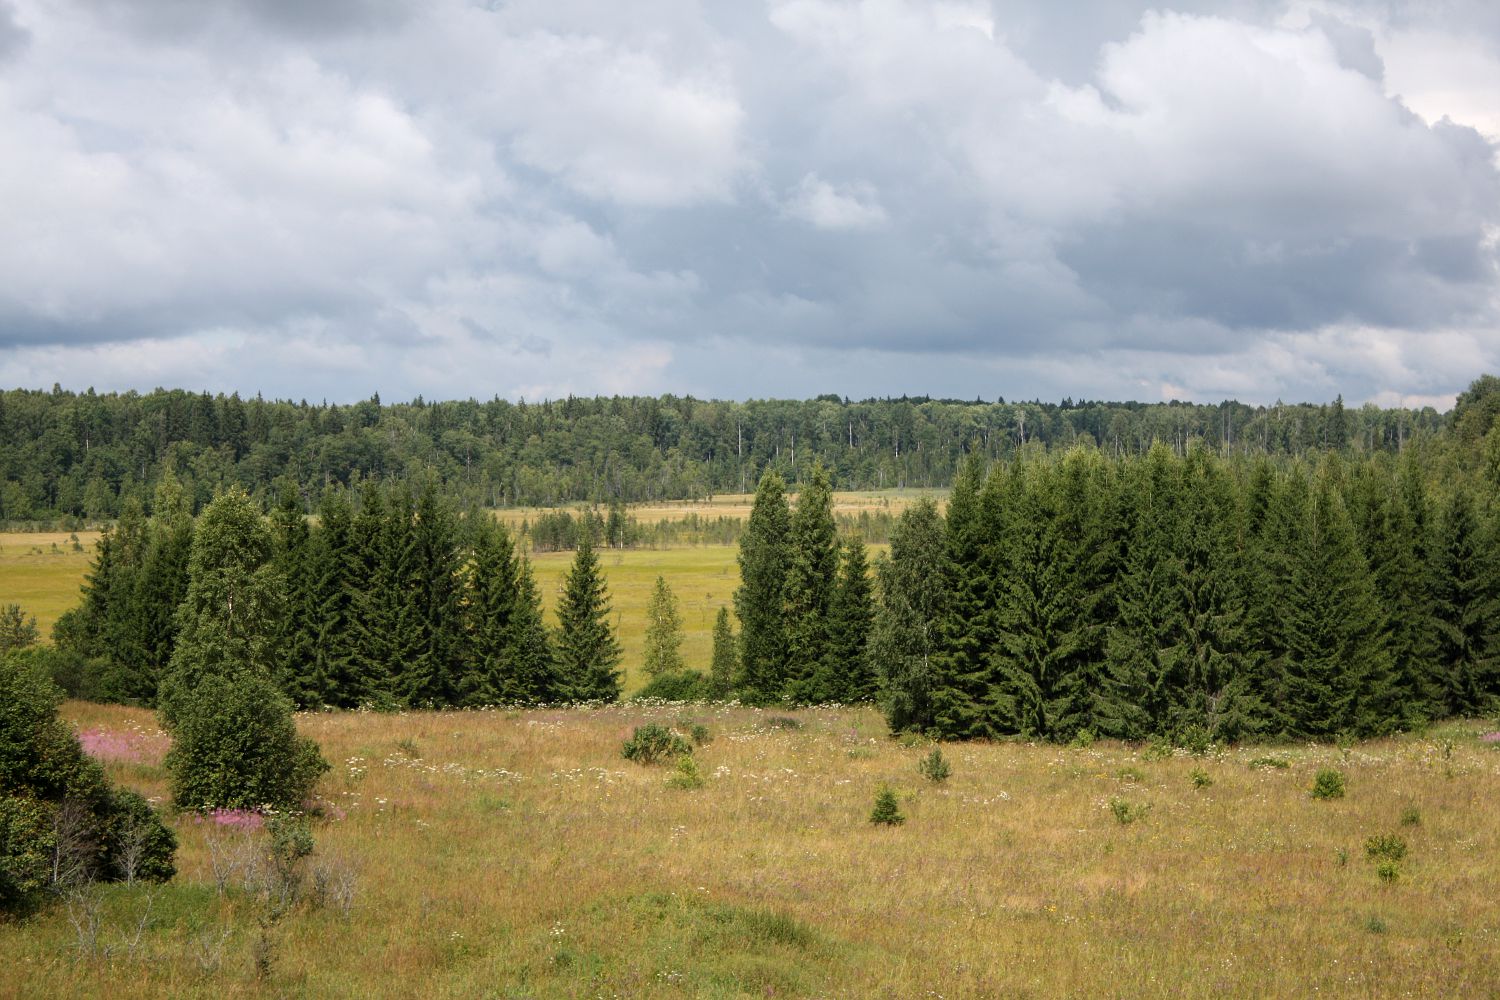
3;702;1498;998
0;531;99;637
492;490;940;531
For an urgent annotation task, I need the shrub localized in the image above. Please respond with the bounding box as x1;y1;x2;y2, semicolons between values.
621;724;692;765
666;755;705;790
1069;729;1096;749
165;671;328;811
1311;768;1346;800
1178;725;1214;756
1249;755;1291;770
1376;861;1400;884
870;787;904;826
917;747;951;783
1399;805;1421;827
633;670;708;702
1364;834;1408;863
0;656;176;914
1109;797;1151;824
687;723;712;746
1191;768;1214;789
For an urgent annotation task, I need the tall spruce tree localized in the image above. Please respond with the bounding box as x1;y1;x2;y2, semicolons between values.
510;557;560;702
461;515;522;706
268;479;316;706
305;487;359;707
735;470;792;703
642;576;685;677
823;534;877;703
872;498;948;733
400;482;465;707
784;463;839;703
554;534;622;701
929;453;1000;737
1432;488;1500;716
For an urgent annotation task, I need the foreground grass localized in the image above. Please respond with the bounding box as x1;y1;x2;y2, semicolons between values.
4;703;1498;998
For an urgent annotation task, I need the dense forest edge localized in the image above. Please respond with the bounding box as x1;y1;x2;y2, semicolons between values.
5;375;1497;748
4;378;1493;525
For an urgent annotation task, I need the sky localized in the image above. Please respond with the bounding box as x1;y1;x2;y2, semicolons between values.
1;1;1498;407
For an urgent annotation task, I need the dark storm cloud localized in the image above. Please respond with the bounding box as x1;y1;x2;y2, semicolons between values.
1;0;1498;406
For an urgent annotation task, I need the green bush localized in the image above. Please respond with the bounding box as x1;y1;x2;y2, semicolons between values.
1191;768;1214;789
0;655;176;914
870;787;904;826
165;671;328;811
1399;805;1421;827
633;670;708;702
1249;755;1290;770
1178;725;1214;756
1364;834;1408;863
1376;861;1400;883
1311;768;1346;800
917;747;951;783
621;724;692;765
687;723;712;746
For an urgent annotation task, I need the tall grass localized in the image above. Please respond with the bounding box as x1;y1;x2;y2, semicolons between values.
4;700;1498;998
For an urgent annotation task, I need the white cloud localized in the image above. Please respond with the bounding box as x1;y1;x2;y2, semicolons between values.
786;173;887;230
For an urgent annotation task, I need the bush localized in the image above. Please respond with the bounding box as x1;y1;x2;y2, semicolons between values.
1178;725;1214;756
621;724;692;765
870;787;904;826
1191;768;1214;789
1376;861;1400;883
917;747;951;783
165;671;328;811
633;670;708;702
0;656;176;914
1311;768;1346;800
1364;834;1408;863
1399;805;1421;827
687;723;712;746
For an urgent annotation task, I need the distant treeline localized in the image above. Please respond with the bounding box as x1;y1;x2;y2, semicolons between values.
0;380;1476;524
522;505;898;551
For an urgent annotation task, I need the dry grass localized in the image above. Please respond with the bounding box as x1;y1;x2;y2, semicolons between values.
492;489;941;530
0;531;99;638
4;703;1498;998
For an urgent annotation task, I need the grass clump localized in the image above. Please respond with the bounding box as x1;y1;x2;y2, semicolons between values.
765;716;803;731
1399;805;1421;827
1311;768;1346;800
1109;798;1151;825
621;723;692;765
1249;755;1291;770
917;747;951;783
870;787;904;826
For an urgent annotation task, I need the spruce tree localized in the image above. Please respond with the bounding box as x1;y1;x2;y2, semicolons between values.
510;556;560;701
708;606;737;699
401;482;465;707
127;476;195;705
1432;488;1500;716
735;470;792;703
461;515;521;706
268;479;316;706
305;487;359;707
823;534;877;703
642;576;685;677
929;453;999;737
554;534;622;701
872;498;948;733
784;463;840;703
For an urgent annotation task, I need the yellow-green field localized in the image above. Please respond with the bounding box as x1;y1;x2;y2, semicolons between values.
0;531;99;637
493;490;939;530
4;702;1499;998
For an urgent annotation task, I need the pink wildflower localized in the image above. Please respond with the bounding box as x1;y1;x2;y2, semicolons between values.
77;728;142;763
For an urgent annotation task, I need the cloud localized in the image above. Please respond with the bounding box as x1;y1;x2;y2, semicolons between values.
1;0;1498;406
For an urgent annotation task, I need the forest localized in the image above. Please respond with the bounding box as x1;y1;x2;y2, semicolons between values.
27;375;1500;743
0;381;1464;523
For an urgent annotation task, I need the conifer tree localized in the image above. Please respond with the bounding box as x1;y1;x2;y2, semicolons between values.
1276;473;1398;737
708;606;737;700
461;515;521;706
268;479;315;706
823;534;876;703
305;487;358;707
401;482;465;707
929;453;999;736
785;463;840;703
735;470;791;703
510;556;559;701
554;534;622;701
872;498;948;732
642;576;685;677
1432;488;1500;716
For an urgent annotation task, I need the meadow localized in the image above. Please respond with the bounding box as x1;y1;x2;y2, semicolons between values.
3;701;1498;998
0;530;99;637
